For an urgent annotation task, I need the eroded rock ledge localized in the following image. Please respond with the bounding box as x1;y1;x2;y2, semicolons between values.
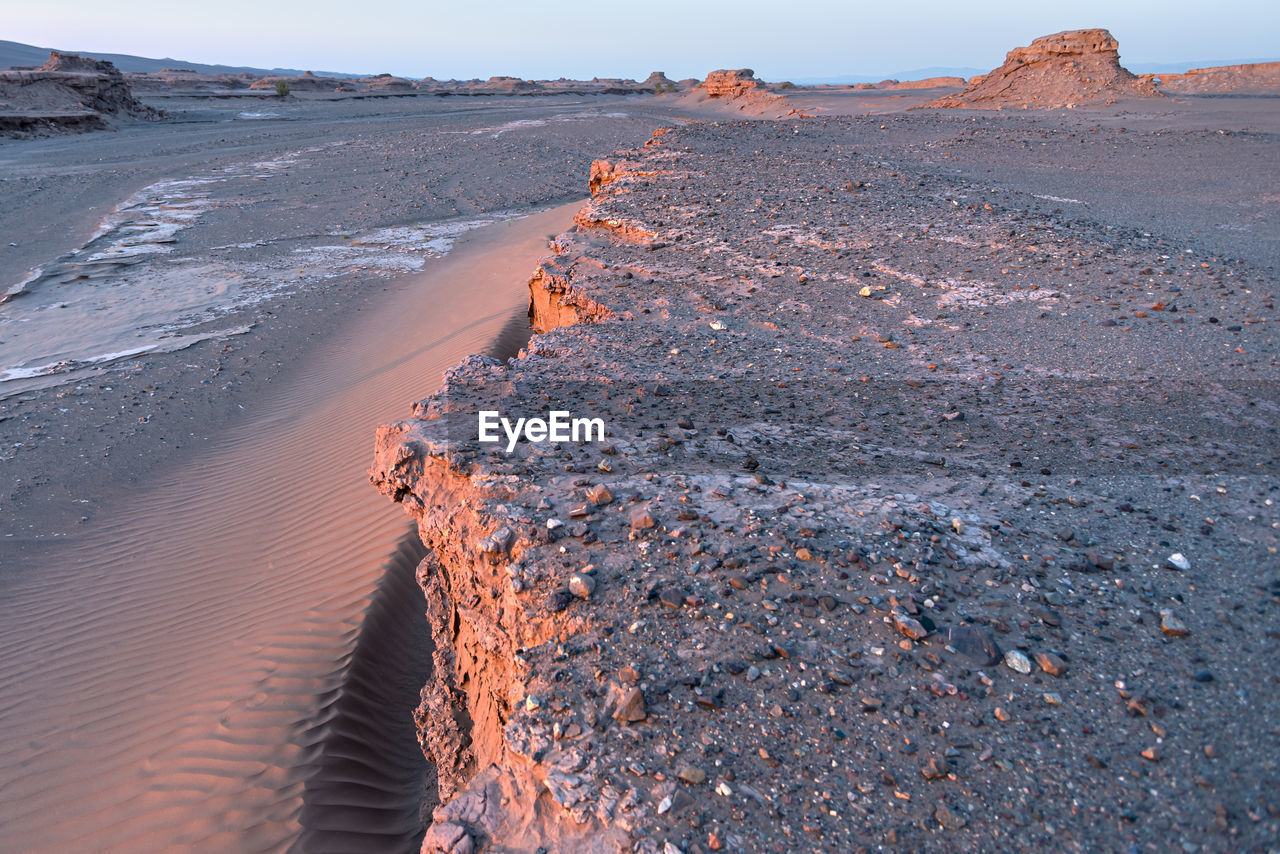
0;52;161;134
372;118;1278;852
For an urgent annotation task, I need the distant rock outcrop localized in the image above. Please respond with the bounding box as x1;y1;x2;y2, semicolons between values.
358;73;416;92
1147;61;1280;94
888;76;966;90
691;68;791;115
248;70;348;92
925;29;1159;109
702;68;766;98
0;51;160;134
641;71;678;91
126;69;254;92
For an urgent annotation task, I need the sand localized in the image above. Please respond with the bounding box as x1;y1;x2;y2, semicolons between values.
0;202;584;853
0;94;682;852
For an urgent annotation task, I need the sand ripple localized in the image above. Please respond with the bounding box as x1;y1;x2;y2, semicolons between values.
0;204;578;852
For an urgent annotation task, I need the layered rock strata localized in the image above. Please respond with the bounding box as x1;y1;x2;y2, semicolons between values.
0;51;160;132
373;118;1278;852
926;29;1159;109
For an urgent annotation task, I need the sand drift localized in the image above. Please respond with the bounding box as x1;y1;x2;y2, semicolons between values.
0;204;580;852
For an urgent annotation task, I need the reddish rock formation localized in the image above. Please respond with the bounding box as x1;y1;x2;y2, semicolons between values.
1148;61;1280;94
692;68;790;114
926;29;1159;109
701;68;765;98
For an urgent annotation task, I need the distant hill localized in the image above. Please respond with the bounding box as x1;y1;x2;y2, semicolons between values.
791;67;986;86
0;39;366;78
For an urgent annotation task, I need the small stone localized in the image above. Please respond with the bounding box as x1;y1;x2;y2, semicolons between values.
631;508;656;532
1035;652;1067;677
1043;692;1063;705
1141;746;1161;762
921;757;948;779
795;547;814;561
658;588;686;609
935;803;967;830
1004;650;1033;674
994;707;1011;722
1086;551;1115;571
480;526;514;555
613;687;647;723
678;765;707;784
951;518;965;535
587;484;613;505
946;624;1002;666
728;573;749;590
568;573;596;599
1160;609;1190;636
892;609;931;640
1030;606;1062;627
1166;552;1191;571
715;781;733;797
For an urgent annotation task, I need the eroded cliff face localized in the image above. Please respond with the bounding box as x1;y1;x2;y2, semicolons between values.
373;118;1279;853
371;366;638;854
0;52;161;133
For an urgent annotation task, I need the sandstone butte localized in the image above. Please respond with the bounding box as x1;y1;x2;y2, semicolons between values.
925;28;1160;109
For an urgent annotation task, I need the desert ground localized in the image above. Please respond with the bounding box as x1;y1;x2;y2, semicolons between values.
2;32;1278;854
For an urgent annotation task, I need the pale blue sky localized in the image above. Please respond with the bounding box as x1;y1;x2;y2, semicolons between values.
8;0;1278;79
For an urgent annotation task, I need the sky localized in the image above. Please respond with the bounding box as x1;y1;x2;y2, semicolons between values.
6;0;1278;80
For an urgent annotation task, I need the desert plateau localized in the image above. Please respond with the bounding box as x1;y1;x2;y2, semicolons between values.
0;13;1277;854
